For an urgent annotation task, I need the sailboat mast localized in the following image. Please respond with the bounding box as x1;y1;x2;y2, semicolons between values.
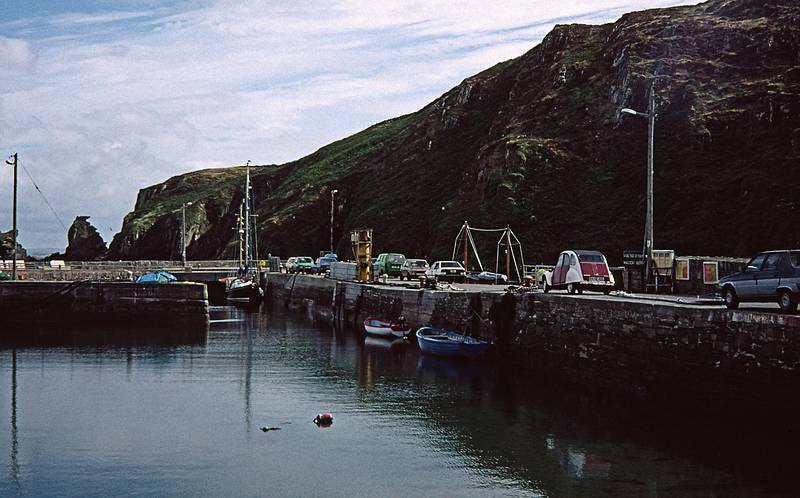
244;160;252;268
237;202;244;266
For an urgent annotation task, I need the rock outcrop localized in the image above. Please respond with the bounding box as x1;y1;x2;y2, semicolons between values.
64;216;107;261
109;0;800;263
0;229;27;261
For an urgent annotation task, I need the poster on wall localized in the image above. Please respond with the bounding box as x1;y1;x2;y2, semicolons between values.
703;261;718;284
675;258;690;280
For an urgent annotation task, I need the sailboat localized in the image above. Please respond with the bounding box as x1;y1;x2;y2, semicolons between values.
226;161;264;306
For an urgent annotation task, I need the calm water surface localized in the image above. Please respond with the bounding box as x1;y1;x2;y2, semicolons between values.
0;307;794;497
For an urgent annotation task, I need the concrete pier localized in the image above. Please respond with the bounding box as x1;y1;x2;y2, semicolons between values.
265;273;800;408
0;281;209;331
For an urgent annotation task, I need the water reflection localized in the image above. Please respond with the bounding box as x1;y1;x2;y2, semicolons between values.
0;307;796;497
8;350;19;492
0;321;208;350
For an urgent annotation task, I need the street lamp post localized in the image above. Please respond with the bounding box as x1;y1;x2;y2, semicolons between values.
621;82;656;289
330;189;338;254
182;201;193;267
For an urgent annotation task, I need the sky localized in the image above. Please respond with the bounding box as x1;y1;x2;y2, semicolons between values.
1;0;698;252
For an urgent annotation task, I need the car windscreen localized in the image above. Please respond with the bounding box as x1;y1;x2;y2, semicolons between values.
440;262;461;268
791;251;800;268
578;254;604;263
409;260;427;268
299;257;313;263
387;255;405;263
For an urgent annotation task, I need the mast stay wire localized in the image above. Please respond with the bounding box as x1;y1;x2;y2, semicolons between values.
19;158;69;232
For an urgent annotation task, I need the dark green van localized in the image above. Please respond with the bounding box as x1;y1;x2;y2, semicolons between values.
374;253;406;277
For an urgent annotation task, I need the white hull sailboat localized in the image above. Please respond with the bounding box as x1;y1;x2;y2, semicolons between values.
226;161;263;306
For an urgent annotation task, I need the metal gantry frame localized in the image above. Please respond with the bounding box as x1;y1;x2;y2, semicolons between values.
451;221;526;282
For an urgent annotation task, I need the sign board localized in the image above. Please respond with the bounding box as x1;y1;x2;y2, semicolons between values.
675;258;690;280
651;250;675;271
623;250;645;267
703;261;719;284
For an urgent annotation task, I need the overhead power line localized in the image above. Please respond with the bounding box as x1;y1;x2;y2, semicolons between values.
18;159;68;232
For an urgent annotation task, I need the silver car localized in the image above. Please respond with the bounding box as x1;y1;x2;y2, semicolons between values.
400;259;429;280
718;250;800;312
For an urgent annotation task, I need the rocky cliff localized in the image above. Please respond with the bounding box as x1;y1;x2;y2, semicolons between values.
109;0;800;264
63;216;107;261
0;229;27;261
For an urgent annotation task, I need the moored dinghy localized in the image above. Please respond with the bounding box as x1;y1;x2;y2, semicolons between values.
363;317;411;339
415;326;489;359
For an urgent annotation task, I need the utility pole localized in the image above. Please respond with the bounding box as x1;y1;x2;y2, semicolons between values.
5;153;18;280
620;81;656;290
330;189;338;253
181;201;192;267
645;82;655;287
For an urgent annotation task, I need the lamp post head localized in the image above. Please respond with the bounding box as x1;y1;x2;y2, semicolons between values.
332;189;338;194
621;108;638;115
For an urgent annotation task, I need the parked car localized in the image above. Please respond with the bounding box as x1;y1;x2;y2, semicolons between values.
400;259;429;280
465;270;508;284
374;253;406;277
718;250;800;312
312;256;337;275
286;256;314;274
426;261;466;283
542;250;614;294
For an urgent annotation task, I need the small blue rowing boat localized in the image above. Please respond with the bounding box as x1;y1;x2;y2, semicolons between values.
415;327;489;359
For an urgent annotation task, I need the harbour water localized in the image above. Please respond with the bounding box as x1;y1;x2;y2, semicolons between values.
0;306;795;497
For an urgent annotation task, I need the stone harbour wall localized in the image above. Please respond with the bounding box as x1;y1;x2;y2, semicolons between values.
0;281;209;331
514;295;800;405
265;273;800;407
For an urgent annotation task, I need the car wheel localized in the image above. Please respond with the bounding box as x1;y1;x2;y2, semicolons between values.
567;283;576;294
577;285;584;295
542;278;549;293
723;287;739;310
778;291;798;313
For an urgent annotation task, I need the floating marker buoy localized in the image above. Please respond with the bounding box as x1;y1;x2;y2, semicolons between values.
313;412;333;427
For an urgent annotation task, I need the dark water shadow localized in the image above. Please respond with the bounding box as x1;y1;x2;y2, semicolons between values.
0;321;208;349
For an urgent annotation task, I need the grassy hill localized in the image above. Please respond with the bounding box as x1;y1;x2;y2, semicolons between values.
108;0;800;265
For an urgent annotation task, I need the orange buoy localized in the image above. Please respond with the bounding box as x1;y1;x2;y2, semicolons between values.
313;412;333;427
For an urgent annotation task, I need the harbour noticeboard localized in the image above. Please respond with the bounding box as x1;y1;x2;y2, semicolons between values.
623;250;646;267
675;258;690;280
703;261;719;284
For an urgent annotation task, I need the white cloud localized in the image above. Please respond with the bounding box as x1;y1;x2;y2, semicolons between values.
0;36;36;70
0;0;699;249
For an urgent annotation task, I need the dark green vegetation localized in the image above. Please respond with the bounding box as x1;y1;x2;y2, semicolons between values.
108;0;800;264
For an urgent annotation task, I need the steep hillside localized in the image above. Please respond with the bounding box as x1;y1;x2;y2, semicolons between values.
109;0;800;264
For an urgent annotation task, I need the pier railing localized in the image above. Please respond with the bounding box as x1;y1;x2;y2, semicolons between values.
11;260;241;281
